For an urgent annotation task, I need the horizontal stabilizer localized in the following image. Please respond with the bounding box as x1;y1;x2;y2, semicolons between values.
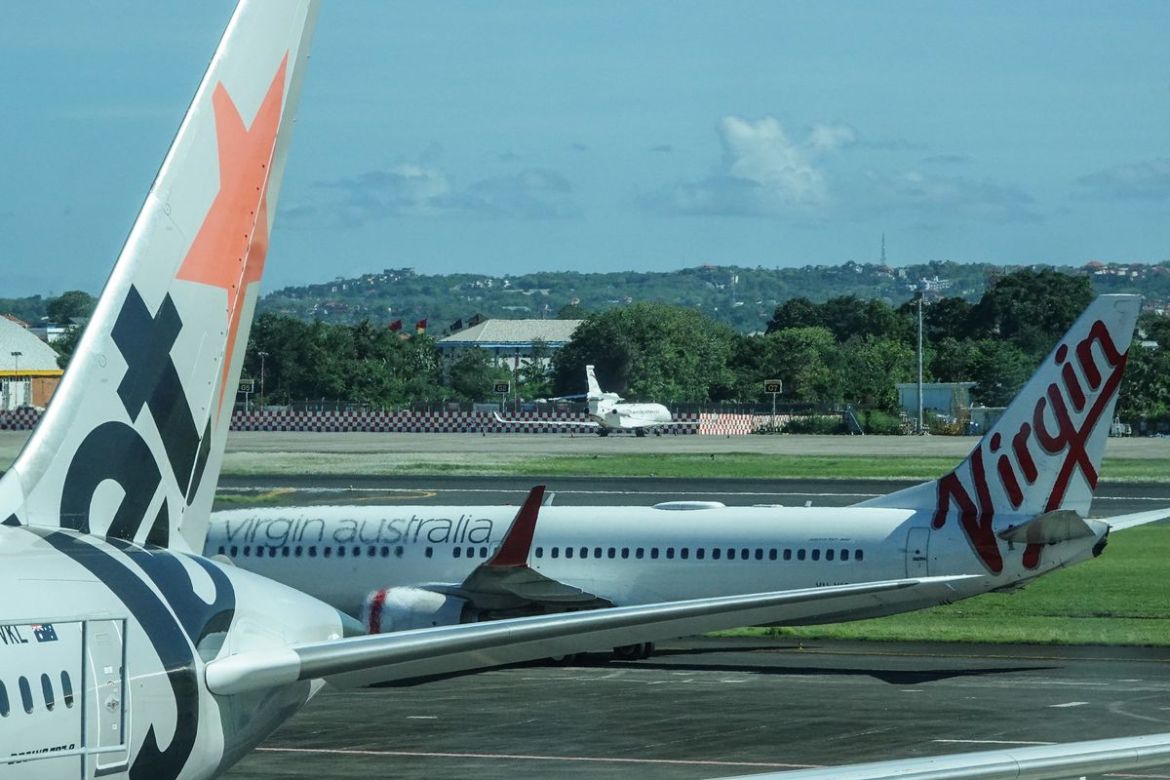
1102;507;1170;532
718;731;1170;780
997;510;1094;545
205;575;974;693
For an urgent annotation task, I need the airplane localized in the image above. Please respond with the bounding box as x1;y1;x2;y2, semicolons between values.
495;364;697;436
0;3;989;776
207;293;1168;662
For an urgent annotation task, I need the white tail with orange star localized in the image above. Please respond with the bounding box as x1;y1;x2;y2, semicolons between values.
0;1;319;551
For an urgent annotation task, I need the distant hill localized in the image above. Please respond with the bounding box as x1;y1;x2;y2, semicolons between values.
256;260;1170;333
6;260;1169;334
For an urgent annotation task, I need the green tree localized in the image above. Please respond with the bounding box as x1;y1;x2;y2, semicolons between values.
841;338;918;410
757;327;843;404
969;269;1092;355
552;302;736;403
46;290;95;324
446;347;511;402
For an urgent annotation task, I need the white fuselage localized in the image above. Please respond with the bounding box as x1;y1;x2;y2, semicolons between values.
0;525;346;778
205;503;1107;625
589;397;673;430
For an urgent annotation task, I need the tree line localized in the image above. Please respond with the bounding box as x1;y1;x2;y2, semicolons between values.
234;268;1170;427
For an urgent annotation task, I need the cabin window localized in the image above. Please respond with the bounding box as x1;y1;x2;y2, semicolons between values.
18;677;32;714
680;548;689;560
580;547;588;558
551;548;560;559
754;549;763;561
453;547;461;558
740;549;750;561
632;548;642;559
480;547;489;558
40;674;53;711
856;549;864;561
308;546;317;558
425;547;434;558
811;549;821;561
769;549;778;561
712;548;721;560
650;548;659;559
396;546;405;557
0;681;8;717
797;549;806;561
727;548;736;560
535;547;543;558
323;547;332;558
243;546;251;556
295;546;303;558
380;546;389;558
594;547;603;558
696;548;705;560
608;547;617;559
783;549;792;561
364;546;374;557
621;548;630;559
353;546;361;557
840;549;850;561
565;547;574;559
826;549;835;561
217;546;225;555
666;548;675;560
229;546;238;557
60;672;73;708
337;546;346;558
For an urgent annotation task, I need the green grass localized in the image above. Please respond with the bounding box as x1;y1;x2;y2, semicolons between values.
718;526;1170;646
221;452;1170;482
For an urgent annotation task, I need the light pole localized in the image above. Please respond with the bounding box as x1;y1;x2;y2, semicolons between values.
916;291;924;435
10;351;23;409
258;351;269;410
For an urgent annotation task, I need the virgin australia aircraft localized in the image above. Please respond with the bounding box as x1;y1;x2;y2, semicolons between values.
209;292;1165;659
495;364;695;436
0;2;979;777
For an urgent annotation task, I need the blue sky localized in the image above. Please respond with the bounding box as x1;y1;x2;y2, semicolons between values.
2;1;1170;297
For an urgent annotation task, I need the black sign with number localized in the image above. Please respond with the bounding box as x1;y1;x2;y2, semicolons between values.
764;380;782;394
494;382;511;394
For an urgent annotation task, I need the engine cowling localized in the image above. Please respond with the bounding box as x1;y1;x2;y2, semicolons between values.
360;587;470;633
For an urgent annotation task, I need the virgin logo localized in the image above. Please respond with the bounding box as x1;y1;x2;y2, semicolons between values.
932;320;1127;574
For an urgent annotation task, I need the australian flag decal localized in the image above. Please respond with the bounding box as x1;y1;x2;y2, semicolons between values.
32;624;58;643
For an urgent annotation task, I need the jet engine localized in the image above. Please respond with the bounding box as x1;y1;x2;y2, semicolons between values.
360;587;470;633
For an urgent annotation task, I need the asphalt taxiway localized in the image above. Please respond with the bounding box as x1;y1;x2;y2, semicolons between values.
224;637;1170;779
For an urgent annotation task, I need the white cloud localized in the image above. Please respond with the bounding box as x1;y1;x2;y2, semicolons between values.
1073;158;1170;201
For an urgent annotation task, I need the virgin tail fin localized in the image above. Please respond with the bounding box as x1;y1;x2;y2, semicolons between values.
857;295;1140;569
0;0;319;551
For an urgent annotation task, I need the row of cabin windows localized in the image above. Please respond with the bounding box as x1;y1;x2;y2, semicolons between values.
0;672;74;717
218;544;494;561
533;546;865;563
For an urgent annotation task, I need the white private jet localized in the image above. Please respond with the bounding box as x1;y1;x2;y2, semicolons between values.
495;364;695;436
0;3;987;777
209;292;1168;661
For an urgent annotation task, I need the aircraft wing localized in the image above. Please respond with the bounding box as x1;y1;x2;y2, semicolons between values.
493;411;598;428
427;486;615;611
717;731;1170;780
205;575;974;693
1102;507;1170;531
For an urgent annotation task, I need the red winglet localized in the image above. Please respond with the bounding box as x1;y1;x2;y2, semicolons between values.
487;486;545;568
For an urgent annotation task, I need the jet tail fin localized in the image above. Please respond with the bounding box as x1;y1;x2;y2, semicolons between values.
0;1;319;551
857;295;1140;571
585;364;603;397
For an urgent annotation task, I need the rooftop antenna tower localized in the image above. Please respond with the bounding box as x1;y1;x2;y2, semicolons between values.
880;232;887;265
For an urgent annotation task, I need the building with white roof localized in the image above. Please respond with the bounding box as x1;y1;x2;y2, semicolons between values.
437;318;583;372
0;316;65;410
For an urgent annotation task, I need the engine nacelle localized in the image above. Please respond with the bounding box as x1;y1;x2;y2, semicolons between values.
360;587;469;633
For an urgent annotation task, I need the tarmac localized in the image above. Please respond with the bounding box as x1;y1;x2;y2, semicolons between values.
225;636;1170;779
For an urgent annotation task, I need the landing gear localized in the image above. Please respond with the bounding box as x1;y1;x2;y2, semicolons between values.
548;653;582;665
612;642;654;661
597;429;609;437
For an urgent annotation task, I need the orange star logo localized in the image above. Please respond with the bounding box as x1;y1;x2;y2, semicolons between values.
177;53;289;416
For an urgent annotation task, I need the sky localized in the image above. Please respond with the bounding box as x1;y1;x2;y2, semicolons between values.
2;1;1170;297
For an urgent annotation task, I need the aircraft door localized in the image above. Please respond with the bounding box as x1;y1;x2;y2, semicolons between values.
905;527;930;577
86;619;128;776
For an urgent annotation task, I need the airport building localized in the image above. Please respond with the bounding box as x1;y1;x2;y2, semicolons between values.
437;318;583;371
0;316;65;410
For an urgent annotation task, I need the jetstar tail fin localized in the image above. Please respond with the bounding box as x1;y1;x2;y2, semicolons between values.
857;295;1140;569
0;1;318;551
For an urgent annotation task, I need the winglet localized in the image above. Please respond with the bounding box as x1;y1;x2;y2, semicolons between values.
486;486;545;568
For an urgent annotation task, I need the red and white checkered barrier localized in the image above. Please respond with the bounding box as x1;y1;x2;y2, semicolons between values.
229;409;704;434
697;413;773;435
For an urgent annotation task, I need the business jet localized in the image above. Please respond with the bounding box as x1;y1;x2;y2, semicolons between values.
495;364;696;435
0;3;986;777
209;292;1166;663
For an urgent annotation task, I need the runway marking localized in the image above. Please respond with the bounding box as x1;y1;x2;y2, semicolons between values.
933;739;1055;746
406;715;438;720
788;646;1170;666
254;747;817;770
1049;701;1089;708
